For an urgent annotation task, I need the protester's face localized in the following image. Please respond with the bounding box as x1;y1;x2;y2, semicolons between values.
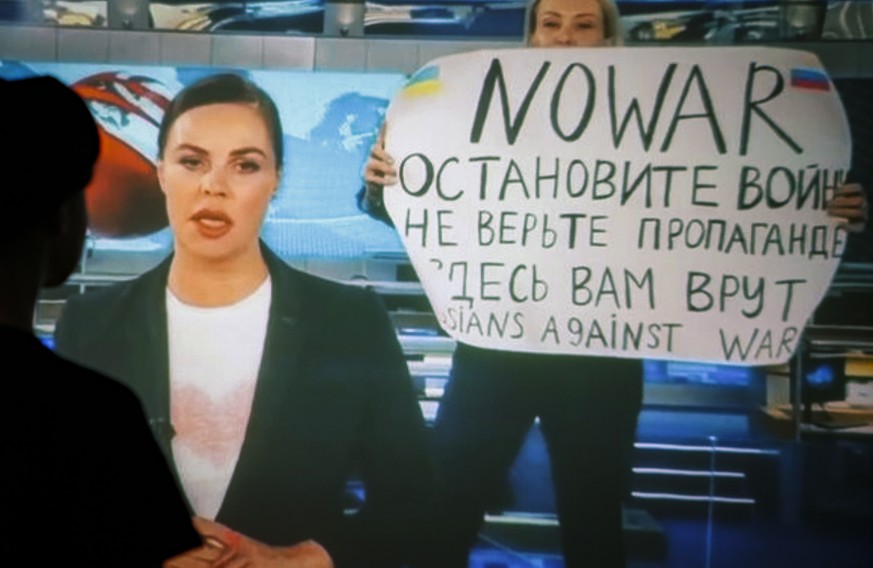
529;0;606;47
158;102;279;263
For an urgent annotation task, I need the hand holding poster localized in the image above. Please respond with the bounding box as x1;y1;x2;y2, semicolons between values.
383;47;852;366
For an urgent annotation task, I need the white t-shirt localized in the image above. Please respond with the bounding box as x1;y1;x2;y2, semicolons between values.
166;277;272;520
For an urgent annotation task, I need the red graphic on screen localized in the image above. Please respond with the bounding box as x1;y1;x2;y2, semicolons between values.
73;73;171;237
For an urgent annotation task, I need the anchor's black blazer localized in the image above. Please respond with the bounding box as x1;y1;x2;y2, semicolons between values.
55;243;436;567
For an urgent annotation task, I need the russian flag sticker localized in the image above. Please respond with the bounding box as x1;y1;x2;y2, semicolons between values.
790;68;831;91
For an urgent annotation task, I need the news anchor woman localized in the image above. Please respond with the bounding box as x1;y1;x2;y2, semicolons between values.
359;1;869;566
56;73;436;568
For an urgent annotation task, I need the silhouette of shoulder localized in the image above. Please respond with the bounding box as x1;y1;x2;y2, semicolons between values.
0;325;200;566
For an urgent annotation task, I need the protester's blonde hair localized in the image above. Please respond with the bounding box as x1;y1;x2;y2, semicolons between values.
526;0;624;46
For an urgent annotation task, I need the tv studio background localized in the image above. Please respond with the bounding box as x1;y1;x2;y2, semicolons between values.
1;1;872;566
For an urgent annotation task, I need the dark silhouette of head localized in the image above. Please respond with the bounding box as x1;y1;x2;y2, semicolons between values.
2;76;99;235
0;76;100;329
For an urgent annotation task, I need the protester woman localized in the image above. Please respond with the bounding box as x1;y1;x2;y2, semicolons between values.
359;1;868;566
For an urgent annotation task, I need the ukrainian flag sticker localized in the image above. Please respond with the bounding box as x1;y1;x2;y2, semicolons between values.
401;65;442;97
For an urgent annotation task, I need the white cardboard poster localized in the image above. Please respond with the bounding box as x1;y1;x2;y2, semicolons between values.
383;47;851;366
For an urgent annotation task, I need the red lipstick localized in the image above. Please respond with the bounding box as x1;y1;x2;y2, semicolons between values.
190;209;232;239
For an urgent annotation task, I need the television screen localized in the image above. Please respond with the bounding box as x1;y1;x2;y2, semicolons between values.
643;359;759;387
795;354;847;407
